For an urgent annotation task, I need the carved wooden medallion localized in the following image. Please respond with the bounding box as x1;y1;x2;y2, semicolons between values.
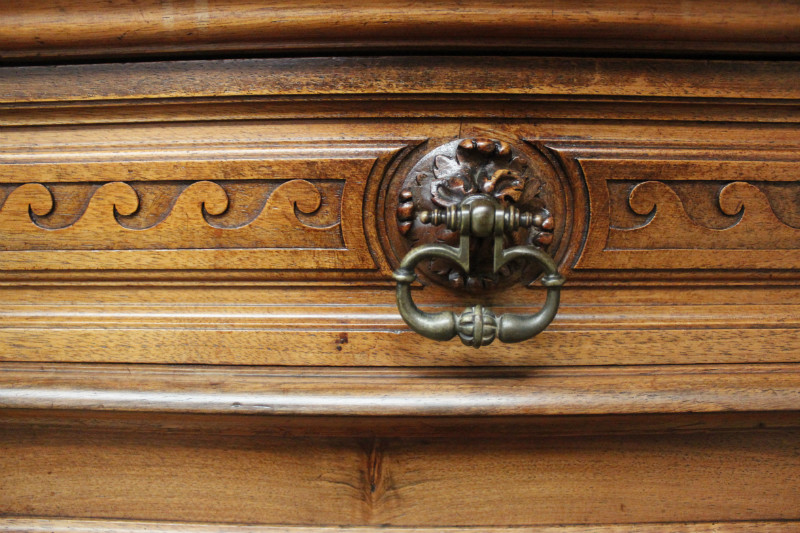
390;138;566;291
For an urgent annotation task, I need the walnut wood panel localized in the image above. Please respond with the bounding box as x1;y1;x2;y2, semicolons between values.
2;423;798;525
1;1;799;63
0;132;798;363
3;519;800;533
5;324;800;366
0;58;799;366
2;118;800;283
4;6;800;531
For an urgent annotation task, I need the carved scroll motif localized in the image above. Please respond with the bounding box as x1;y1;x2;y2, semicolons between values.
0;180;342;251
540;148;800;272
609;181;800;250
0;145;422;273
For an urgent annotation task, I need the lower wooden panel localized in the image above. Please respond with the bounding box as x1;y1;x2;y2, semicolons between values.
2;421;799;526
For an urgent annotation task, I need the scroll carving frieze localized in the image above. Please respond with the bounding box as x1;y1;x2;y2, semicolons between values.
0;179;343;251
607;181;800;250
546;149;800;272
0;143;416;275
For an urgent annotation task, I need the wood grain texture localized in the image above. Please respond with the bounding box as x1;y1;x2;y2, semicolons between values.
0;141;415;273
2;363;799;417
549;145;800;272
4;57;800;103
5;409;799;440
2;103;799;286
0;120;436;280
0;285;800;366
4;4;800;530
1;424;798;525
2;116;800;287
3;518;800;533
4;284;800;366
2;0;799;63
5;98;800;128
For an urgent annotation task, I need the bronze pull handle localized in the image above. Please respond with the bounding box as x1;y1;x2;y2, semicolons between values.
393;194;565;348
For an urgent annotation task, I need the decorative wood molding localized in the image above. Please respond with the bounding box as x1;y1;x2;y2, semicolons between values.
608;181;800;249
0;179;344;249
4;99;800;128
4;295;800;365
4;57;800;104
2;0;799;62
543;144;800;274
1;60;799;366
2;363;799;417
0;141;418;276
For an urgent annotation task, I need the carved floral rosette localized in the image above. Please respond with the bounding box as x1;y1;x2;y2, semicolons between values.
394;138;563;291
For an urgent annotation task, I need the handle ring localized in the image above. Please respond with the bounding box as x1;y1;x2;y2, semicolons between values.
393;241;564;348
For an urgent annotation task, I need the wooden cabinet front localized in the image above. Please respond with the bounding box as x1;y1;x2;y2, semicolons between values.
1;12;800;532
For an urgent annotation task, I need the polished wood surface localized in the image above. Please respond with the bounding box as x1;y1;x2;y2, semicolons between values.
2;0;799;63
0;519;797;533
1;59;800;365
4;519;800;533
3;364;800;417
2;3;799;530
3;419;799;525
5;57;800;102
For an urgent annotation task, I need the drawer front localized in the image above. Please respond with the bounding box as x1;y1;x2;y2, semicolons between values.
1;57;800;366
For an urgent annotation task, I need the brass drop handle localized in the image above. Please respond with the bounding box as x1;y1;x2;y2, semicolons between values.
393;194;565;348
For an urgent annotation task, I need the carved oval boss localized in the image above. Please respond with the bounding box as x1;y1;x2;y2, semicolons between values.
390;138;567;292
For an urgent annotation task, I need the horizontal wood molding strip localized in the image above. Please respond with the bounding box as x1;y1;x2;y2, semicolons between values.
2;518;799;533
4;57;800;104
4;303;800;331
2;0;799;62
2;363;799;417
